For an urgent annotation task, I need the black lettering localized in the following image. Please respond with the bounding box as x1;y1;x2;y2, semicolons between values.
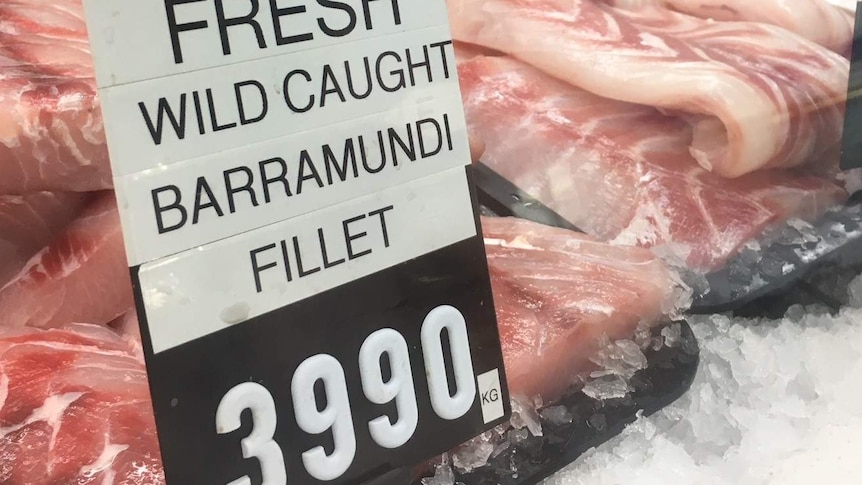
343;214;372;260
206;88;238;132
293;236;321;277
391;0;402;25
369;205;393;248
279;239;294;282
270;0;314;45
284;70;315;113
318;1;357;36
192;91;206;135
297;151;325;194
443;113;453;151
250;244;278;293
430;40;454;78
235;80;269;124
360;0;402;29
388;124;416;166
259;157;292;202
363;132;387;173
345;57;373;99
323;140;359;184
376;51;406;92
406;45;432;86
224;166;259;213
417;117;443;157
214;0;265;55
151;185;188;234
318;228;346;269
193;177;224;224
139;95;187;145
164;0;209;64
320;65;347;107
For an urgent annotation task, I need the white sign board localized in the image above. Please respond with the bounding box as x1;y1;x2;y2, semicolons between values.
82;1;510;483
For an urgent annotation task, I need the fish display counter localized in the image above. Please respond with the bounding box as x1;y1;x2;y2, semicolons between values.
0;0;860;484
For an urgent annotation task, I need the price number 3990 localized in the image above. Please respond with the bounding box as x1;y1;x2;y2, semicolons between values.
214;305;478;485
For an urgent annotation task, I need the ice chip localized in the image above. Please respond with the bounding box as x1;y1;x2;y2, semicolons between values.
508;427;530;444
681;268;710;298
787;218;821;242
540;406;574;425
836;168;862;195
509;395;543;437
739;243;763;264
590;335;649;380
633;324;654;349
775;224;803;245
421;463;458;485
661;323;682;347
758;253;787;280
452;441;495;473
583;374;632;401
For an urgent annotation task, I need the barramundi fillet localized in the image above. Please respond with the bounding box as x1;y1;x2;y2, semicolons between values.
483;216;686;402
461;55;846;270
447;0;849;178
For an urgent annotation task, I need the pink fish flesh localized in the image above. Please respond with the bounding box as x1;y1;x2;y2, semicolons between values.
460;55;847;270
0;191;89;286
483;216;684;402
605;0;856;54
0;0;109;194
0;323;163;484
0;191;133;328
447;0;850;178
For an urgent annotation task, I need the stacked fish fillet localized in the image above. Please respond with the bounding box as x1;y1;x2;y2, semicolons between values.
454;0;856;270
0;0;855;483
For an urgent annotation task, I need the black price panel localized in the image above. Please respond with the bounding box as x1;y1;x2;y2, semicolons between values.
133;221;510;484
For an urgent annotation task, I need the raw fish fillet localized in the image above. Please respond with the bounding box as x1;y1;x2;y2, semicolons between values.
0;0;110;194
447;0;850;178
0;0;93;77
0;323;164;484
0;191;133;328
482;216;683;402
108;310;143;359
0;192;88;286
461;55;847;269
606;0;855;53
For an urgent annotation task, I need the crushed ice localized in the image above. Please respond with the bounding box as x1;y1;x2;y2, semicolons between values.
582;375;631;401
451;436;496;473
510;395;543;437
543;303;862;485
436;330;659;476
661;323;682;347
589;335;649;380
421;455;460;485
540;406;574;426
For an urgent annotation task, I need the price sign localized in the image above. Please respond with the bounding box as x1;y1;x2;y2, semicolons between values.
81;1;510;483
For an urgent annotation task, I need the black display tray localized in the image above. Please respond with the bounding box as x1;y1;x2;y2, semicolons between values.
410;319;700;485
